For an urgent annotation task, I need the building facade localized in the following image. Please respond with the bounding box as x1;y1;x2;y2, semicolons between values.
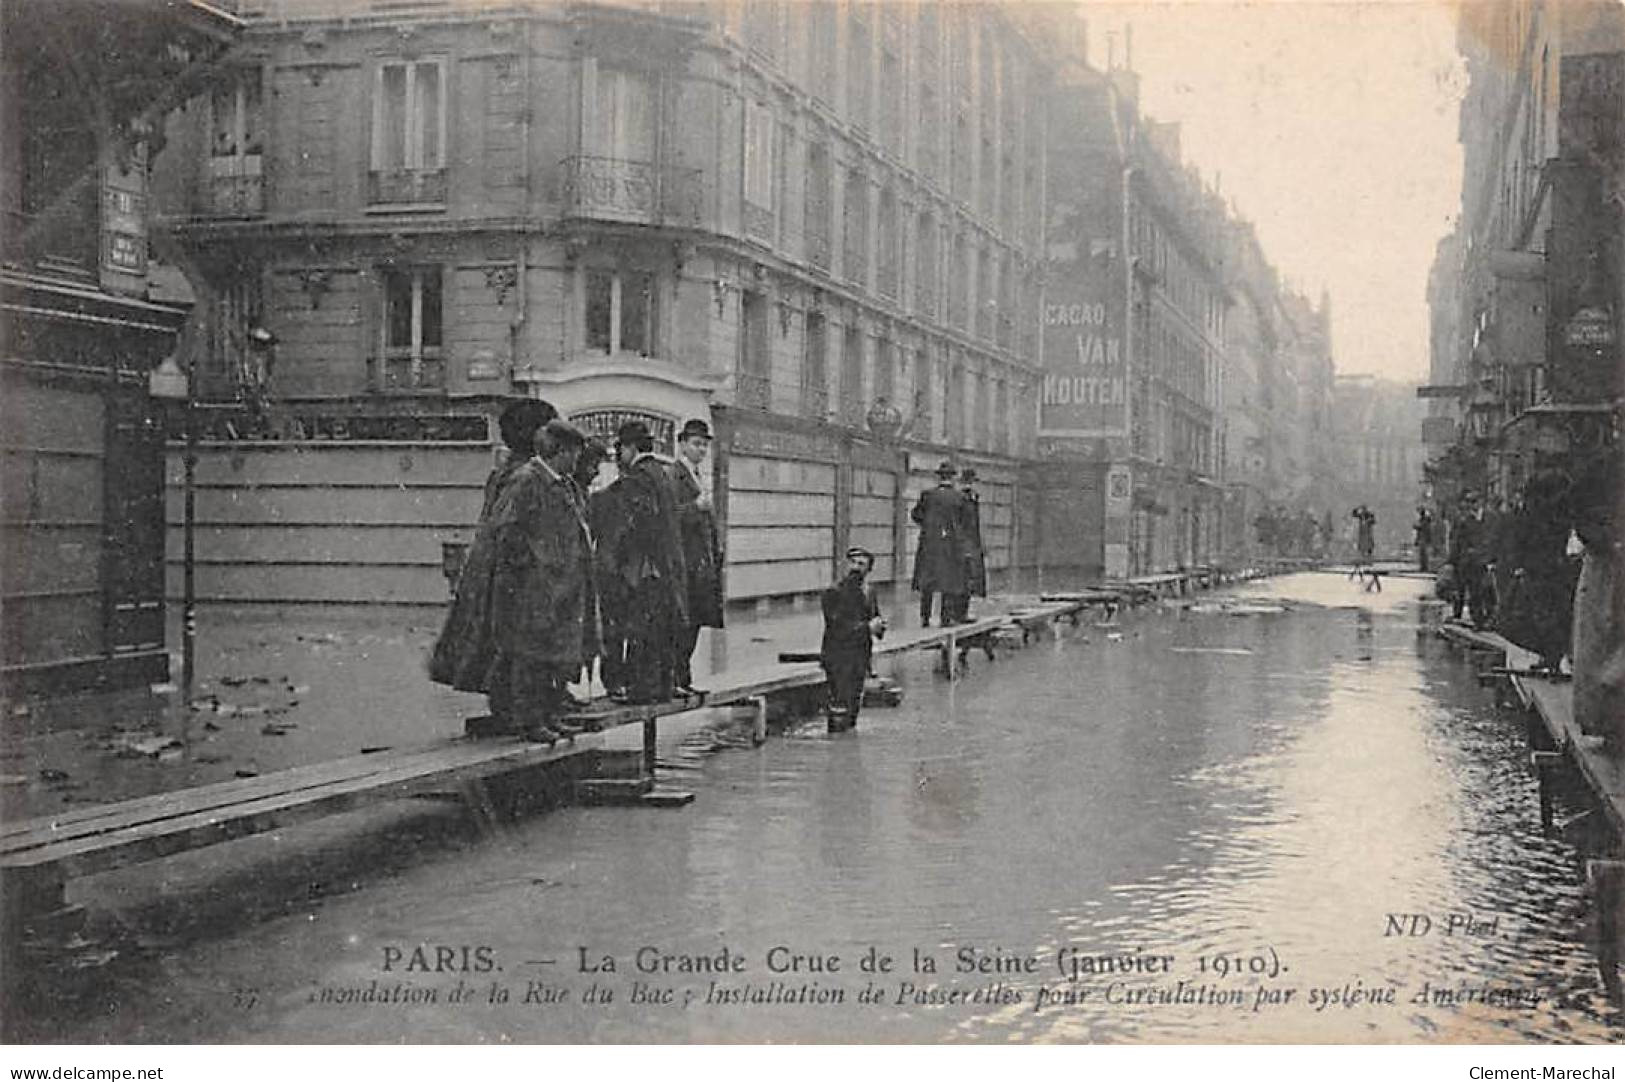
1;0;239;697
1425;0;1621;513
150;0;1074;606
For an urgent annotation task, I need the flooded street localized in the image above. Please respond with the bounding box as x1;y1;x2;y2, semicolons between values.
15;574;1622;1043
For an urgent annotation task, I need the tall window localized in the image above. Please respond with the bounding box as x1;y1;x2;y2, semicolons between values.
912;345;934;439
584;268;656;357
802;310;829;419
738;291;771;409
874;336;895;404
843;169;868;287
208;68;264;215
945;352;964;444
372;60;446;204
948;233;967;329
805;141;832;269
378;266;443;391
915;212;937;317
840;324;865;425
811;2;837;103
880;44;903;153
994;378;1009;453
847;12;872;132
876;188;899;300
744;101;776;241
591;67;656;162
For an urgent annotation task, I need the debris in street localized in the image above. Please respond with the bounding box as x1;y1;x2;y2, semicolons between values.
38;768;69;783
110;733;184;758
234;767;259;778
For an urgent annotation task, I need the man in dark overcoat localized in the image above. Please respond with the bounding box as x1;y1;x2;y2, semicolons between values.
1449;490;1497;627
596;421;689;704
670;418;724;695
429;397;555;703
911;460;966;626
948;467;988;622
821;546;885;731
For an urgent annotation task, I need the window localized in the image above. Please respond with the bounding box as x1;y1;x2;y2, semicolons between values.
372;60;446;204
739;291;771;409
843;169;868;286
805;142;832;269
874;336;895;404
952;110;971;199
912;345;935;438
945;352;964;444
994;378;1009;453
208;68;264;215
744;101;776;241
802;310;829;418
847;13;872;132
918;84;940;177
591;66;656;162
880;45;903;152
811;3;837;103
915;212;937;317
948;232;967;329
840;324;865;425
585;268;657;357
378;266;444;391
876;188;899;300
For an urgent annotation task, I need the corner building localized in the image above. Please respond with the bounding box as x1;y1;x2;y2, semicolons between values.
151;0;1073;607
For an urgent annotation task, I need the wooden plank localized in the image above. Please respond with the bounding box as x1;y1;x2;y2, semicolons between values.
5;736;603;876
2;738;573;854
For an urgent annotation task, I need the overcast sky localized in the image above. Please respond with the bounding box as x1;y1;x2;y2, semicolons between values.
1074;0;1467;384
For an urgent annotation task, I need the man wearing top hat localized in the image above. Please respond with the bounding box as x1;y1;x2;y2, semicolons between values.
910;460;967;626
671;418;725;695
820;546;886;731
947;467;988;622
596;420;689;704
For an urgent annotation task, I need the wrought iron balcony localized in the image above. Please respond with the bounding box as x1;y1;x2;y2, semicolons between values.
736;370;772;411
367;167;448;207
206;172;263;216
560;156;702;227
370;350;445;395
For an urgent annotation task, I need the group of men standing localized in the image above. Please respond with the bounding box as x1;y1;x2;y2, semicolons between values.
910;461;988;627
429;400;723;742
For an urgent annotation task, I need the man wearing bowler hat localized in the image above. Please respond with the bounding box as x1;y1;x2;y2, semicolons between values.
596;420;689;704
910;460;967;626
671;418;724;695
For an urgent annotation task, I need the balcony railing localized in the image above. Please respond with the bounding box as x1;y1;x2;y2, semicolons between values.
367;167;448;207
736;369;772;411
207;172;263;216
561;156;702;227
370;350;445;394
800;380;830;421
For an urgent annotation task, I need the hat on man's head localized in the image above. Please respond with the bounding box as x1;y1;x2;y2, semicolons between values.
497;398;558;454
540;418;587;449
845;546;875;562
615;420;653;452
679;418;713;442
935;461;958;478
959;468;978;484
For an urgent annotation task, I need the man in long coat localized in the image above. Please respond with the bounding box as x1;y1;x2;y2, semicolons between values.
1449;491;1497;627
948;467;988;622
911;460;966;626
597;421;689;704
670;418;724;694
429;398;555;706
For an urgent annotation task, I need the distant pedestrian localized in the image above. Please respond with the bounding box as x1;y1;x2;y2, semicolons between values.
1449;491;1496;628
428;397;555;708
670;419;724;696
1413;506;1434;572
596;421;689;704
946;468;988;623
911;461;966;626
821;546;886;731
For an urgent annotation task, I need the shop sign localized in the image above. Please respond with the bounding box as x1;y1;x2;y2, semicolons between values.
570;409;676;455
1564;307;1615;348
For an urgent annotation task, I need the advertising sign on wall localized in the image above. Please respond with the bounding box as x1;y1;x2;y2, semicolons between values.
1040;240;1128;438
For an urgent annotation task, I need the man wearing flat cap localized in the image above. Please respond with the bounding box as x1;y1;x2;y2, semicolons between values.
671;418;724;695
596;420;689;704
947;467;987;622
910;461;967;626
820;546;885;731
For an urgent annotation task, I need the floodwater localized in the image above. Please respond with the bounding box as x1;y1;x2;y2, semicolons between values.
8;573;1622;1043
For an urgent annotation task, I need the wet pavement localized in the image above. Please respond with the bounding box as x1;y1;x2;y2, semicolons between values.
5;574;1622;1043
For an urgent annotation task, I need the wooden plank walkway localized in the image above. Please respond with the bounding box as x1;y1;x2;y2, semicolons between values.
1;599;1087;900
1436;619;1625;840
